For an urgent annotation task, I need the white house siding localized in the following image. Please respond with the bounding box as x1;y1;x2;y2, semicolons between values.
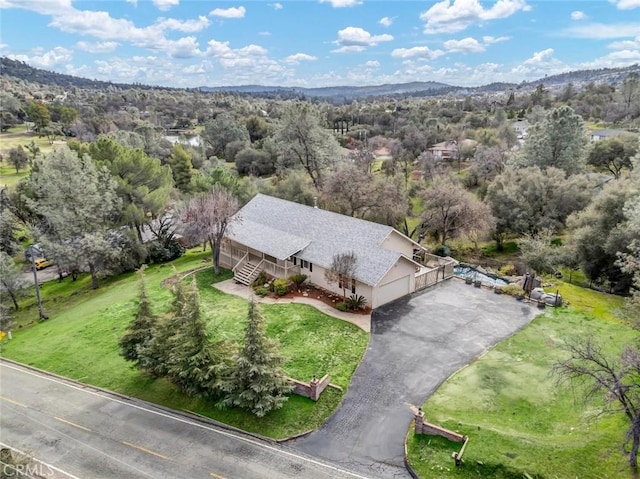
305;263;374;308
371;257;416;308
380;231;415;257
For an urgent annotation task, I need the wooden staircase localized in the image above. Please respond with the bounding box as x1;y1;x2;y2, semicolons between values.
234;261;263;286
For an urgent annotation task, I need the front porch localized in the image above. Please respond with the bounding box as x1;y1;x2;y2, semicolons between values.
220;240;299;286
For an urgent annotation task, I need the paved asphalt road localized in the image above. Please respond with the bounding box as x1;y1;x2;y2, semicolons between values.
293;279;539;479
0;361;369;479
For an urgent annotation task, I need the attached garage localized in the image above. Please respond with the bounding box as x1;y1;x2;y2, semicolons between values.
376;275;411;307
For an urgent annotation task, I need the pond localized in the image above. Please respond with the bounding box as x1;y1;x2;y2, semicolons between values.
453;264;510;287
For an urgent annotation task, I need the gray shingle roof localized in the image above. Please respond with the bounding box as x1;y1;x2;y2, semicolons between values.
227;194;413;286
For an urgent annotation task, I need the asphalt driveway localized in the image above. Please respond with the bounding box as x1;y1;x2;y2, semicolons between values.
292;279;538;479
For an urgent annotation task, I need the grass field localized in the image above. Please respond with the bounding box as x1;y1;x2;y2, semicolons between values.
407;285;635;479
0;125;63;187
1;251;369;438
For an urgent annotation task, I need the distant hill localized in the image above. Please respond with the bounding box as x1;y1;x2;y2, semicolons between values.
0;57;174;91
521;64;640;90
2;55;639;100
199;81;452;99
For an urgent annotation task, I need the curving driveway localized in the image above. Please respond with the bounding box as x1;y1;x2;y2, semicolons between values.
292;279;538;479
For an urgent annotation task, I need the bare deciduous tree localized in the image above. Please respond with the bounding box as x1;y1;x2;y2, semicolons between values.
421;177;494;246
325;251;357;301
553;338;640;469
178;188;239;275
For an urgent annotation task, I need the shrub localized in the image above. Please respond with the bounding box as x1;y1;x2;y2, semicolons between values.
273;278;290;296
346;294;367;311
251;271;268;288
501;283;524;297
253;285;269;297
498;264;517;276
289;273;308;288
147;239;185;264
336;302;349;312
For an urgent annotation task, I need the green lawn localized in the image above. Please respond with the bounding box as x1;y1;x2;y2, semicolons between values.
1;251;369;438
407;288;635;479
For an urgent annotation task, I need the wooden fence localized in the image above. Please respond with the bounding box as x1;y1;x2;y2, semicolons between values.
415;253;456;291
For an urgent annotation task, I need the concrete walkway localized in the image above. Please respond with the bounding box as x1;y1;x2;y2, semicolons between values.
213;279;371;333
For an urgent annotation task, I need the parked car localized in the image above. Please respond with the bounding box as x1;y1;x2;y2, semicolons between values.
34;258;53;270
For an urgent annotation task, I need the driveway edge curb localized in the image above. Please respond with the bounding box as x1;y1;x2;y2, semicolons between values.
404;428;420;479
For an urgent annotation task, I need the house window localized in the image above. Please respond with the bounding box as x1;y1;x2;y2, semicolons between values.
301;260;312;272
292;257;297;266
351;278;356;294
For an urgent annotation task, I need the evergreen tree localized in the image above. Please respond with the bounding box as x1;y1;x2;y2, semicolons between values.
519;105;588;175
137;276;190;378
119;268;156;365
165;281;230;397
218;300;292;417
168;144;194;193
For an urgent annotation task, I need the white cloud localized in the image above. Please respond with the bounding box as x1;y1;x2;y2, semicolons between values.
258;31;271;36
483;35;509;44
580;49;640;68
75;41;118;53
209;6;246;19
608;35;640;49
420;0;529;34
283;53;318;64
166;36;201;59
564;22;640;38
391;46;444;60
0;0;72;16
510;48;569;79
444;37;485;53
270;2;283;9
152;0;179;11
334;27;393;49
364;60;380;68
9;46;73;69
332;45;367;54
125;0;137;6
320;0;362;7
155;16;210;33
610;0;640;9
379;16;393;27
570;10;586;20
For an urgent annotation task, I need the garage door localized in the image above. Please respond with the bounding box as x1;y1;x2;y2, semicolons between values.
377;275;411;307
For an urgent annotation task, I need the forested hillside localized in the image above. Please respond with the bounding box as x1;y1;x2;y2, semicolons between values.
1;60;639;301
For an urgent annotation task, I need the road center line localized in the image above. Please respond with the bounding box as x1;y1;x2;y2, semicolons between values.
122;441;170;460
0;395;27;408
1;361;371;479
54;416;92;432
210;472;227;479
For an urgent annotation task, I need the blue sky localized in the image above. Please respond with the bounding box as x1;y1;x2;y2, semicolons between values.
1;0;639;88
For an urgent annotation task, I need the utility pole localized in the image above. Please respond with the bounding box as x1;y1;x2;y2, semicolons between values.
28;247;46;321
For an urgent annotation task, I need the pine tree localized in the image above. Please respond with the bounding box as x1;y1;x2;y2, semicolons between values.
165;281;230;397
218;300;292;417
119;268;156;365
137;276;190;378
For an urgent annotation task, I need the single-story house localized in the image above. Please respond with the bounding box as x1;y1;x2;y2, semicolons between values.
589;129;627;142
426;140;458;161
220;194;447;309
